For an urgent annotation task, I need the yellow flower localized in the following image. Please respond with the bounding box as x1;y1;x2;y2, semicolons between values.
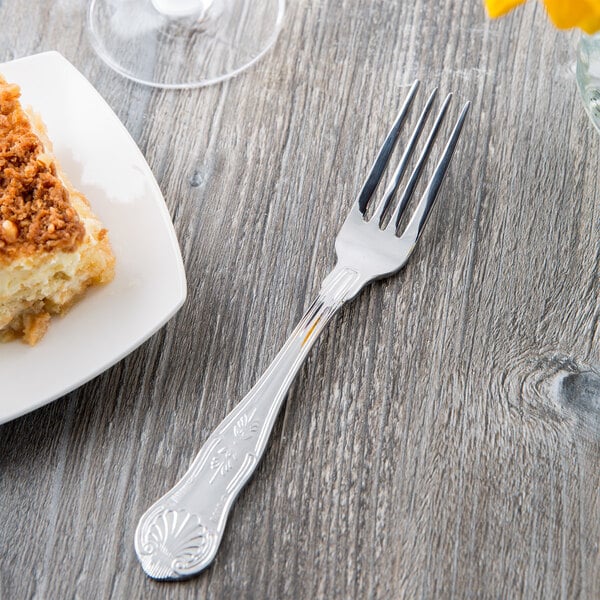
484;0;600;33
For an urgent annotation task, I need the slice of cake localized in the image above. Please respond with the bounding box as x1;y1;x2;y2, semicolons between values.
0;75;115;345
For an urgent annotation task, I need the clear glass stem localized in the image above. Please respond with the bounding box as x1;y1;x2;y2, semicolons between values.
151;0;211;17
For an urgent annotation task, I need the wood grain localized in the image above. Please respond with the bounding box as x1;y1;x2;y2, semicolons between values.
1;0;599;598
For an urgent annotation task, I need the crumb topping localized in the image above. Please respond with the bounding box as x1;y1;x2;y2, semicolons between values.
0;75;84;262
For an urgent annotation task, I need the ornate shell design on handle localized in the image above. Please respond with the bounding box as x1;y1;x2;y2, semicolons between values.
135;506;217;580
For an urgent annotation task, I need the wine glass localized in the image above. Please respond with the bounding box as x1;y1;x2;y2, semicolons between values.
87;0;285;89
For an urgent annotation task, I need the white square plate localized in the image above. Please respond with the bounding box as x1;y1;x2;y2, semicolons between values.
0;52;187;424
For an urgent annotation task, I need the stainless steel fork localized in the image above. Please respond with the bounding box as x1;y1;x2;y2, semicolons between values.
135;81;470;580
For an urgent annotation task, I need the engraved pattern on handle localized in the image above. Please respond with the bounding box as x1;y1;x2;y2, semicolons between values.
135;266;363;580
135;404;265;579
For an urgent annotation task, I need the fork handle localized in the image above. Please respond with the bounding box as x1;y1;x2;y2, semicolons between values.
135;265;363;580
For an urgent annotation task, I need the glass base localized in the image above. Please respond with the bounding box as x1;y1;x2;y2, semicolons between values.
87;0;285;89
576;32;600;135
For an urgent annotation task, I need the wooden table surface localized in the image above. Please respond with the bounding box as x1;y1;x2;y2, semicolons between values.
1;1;599;598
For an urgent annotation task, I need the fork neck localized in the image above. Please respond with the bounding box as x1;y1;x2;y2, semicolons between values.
291;264;362;354
318;264;366;308
272;265;361;370
236;265;364;414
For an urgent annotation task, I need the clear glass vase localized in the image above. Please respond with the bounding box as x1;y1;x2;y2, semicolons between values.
576;32;600;134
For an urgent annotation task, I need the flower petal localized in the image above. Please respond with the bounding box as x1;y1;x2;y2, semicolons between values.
543;0;596;29
484;0;527;18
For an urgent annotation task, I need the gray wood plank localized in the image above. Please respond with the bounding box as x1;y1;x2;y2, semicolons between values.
1;0;599;598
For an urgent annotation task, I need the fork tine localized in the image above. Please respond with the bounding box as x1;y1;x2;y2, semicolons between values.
372;88;438;225
399;101;471;242
388;93;453;231
356;79;419;214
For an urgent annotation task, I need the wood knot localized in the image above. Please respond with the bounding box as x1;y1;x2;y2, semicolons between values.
496;353;600;442
552;363;600;441
559;371;600;415
189;170;204;188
